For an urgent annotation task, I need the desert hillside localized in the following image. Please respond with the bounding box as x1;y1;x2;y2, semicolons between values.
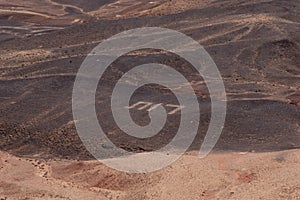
0;0;299;199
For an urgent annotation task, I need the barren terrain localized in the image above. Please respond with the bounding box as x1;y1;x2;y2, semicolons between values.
0;0;299;199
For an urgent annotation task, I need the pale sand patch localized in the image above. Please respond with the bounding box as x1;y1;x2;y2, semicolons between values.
1;150;300;199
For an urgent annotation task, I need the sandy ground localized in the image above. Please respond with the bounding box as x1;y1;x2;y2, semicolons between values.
1;150;300;199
